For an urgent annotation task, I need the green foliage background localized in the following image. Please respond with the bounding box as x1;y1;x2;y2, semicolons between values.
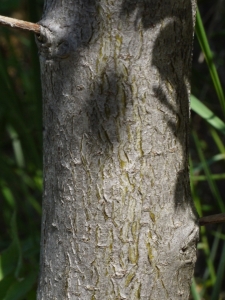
0;0;224;299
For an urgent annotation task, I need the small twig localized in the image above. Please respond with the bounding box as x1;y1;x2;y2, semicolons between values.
199;213;225;226
0;15;40;34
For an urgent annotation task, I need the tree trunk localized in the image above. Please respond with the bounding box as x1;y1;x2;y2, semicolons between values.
37;0;199;299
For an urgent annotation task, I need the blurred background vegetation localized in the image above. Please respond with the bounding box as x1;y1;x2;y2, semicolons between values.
0;0;224;299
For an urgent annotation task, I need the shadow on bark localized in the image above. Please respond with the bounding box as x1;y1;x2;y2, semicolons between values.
38;1;198;298
40;0;197;220
120;0;197;213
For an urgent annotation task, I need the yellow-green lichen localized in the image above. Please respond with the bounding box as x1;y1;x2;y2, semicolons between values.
119;159;126;169
125;272;135;287
128;245;138;264
147;242;154;264
131;221;137;236
134;283;141;299
150;212;155;223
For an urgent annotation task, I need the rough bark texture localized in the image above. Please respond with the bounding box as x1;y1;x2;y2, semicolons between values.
37;0;199;299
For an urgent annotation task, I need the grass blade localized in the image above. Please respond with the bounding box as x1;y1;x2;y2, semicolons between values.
191;95;225;134
195;8;225;116
211;242;225;300
192;131;225;212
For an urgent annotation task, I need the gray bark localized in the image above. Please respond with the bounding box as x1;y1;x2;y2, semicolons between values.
37;0;199;299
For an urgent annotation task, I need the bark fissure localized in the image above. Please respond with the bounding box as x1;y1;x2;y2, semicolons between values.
37;0;199;299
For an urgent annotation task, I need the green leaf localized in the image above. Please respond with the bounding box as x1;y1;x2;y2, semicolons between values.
211;242;225;300
191;278;201;300
3;271;37;300
7;125;25;168
191;95;225;134
1;184;16;209
0;275;15;299
0;243;19;280
0;212;22;280
193;153;225;174
192;131;225;212
195;8;225;116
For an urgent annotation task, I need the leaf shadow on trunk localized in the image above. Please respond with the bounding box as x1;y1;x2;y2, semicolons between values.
39;0;198;239
120;0;198;215
37;1;199;298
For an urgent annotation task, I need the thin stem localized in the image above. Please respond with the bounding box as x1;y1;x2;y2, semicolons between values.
0;15;40;34
199;213;225;226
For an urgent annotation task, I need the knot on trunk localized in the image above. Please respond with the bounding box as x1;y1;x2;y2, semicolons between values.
36;22;71;59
